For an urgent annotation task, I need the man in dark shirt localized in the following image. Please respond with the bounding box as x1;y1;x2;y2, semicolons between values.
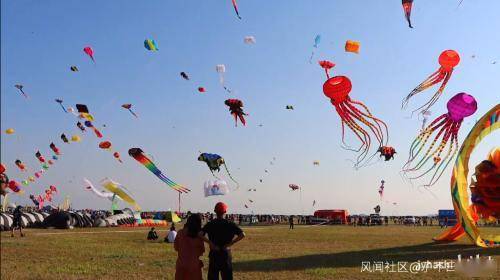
199;202;245;280
147;227;158;240
289;215;294;229
11;206;25;237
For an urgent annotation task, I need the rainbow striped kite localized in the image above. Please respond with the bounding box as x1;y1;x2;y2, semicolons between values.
144;39;159;51
128;148;190;193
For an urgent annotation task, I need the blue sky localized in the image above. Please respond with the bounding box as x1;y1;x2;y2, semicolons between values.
1;0;499;215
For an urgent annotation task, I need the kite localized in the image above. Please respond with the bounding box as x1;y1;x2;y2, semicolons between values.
34;172;41;178
101;178;142;211
469;148;500;220
144;39;159;51
84;121;103;138
319;60;389;167
204;180;230;197
28;176;35;182
113;152;122;163
248;188;256;192
52;155;58;160
289;184;300;191
48;160;54;165
8;180;23;194
286;105;294;110
231;0;241;19
198;153;240;188
434;104;499;247
313;161;320;166
313;200;316;207
403;93;477;186
128;148;190;193
5;128;15;135
98;141;112;150
83;178;117;200
35;151;45;163
402;0;414;28
225;99;247;126
71;135;81;142
345;40;360;54
309;35;321;63
378;146;396;161
198;87;206;93
50;142;61;155
180;72;189;80
402;50;460;115
77;122;86;132
76;104;94;121
378;180;385;198
29;195;40;207
83;46;95;62
244;36;256;44
15;160;26;171
70;66;78;72
374;205;381;214
61;134;69;143
121;104;138;118
14;84;28;98
55;99;67;113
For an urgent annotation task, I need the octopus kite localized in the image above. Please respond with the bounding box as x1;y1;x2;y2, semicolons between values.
224;99;247;126
319;60;389;166
402;0;414;28
403;93;477;186
402;50;460;115
198;153;240;188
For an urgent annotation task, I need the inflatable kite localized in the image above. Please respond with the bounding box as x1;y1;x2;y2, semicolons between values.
286;105;294;110
402;50;460;115
434;104;499;247
14;84;28;98
83;46;95;62
84;178;117;199
5;128;15;135
8;180;23;194
319;60;389;167
215;64;232;93
345;40;360;54
113;152;122;163
180;72;190;80
55;99;67;113
70;66;78;72
76;122;86;132
128;148;190;193
289;184;300;191
144;39;159;51
100;178;141;211
378;146;396;161
403;93;477;186
121;104;138;118
15;160;26;171
50;142;61;155
198;87;206;93
71;135;81;142
224;99;247;126
402;0;414;28
35;151;45;163
84;121;103;138
198;153;240;188
204;180;230;197
61;134;69;143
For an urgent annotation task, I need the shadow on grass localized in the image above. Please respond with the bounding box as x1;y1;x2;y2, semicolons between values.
234;242;500;271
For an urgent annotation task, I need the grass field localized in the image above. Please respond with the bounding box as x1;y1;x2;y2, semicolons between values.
1;225;499;279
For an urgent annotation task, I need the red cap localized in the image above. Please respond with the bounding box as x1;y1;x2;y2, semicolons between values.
214;202;228;214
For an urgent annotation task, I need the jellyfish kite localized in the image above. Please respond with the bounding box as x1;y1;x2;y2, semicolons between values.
128;148;190;193
402;0;414;28
55;99;67;113
231;0;241;19
402;50;460;115
198;153;240;188
121;104;138;118
15;160;26;171
224;99;247;126
50;142;61;155
83;46;95;62
309;35;321;63
378;180;385;199
319;60;389;167
403;93;477;186
61;133;69;143
14;84;28;98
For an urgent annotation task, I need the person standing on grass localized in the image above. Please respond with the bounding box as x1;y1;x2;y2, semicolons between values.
289;215;294;229
174;214;204;280
11;206;25;237
199;202;245;280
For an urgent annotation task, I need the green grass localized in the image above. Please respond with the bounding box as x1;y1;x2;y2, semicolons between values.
1;225;499;279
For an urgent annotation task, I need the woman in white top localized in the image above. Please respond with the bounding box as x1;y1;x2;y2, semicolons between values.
166;224;177;243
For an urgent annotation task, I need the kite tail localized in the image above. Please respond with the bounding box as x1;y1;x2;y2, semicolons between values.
59;103;68;113
232;0;242;19
239;114;246;126
21;89;29;98
401;69;443;109
92;127;103;138
223;163;240;189
129;109;139;118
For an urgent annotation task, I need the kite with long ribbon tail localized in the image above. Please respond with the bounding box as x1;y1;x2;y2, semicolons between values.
128;148;190;193
231;0;241;19
55;99;67;113
402;0;414;28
